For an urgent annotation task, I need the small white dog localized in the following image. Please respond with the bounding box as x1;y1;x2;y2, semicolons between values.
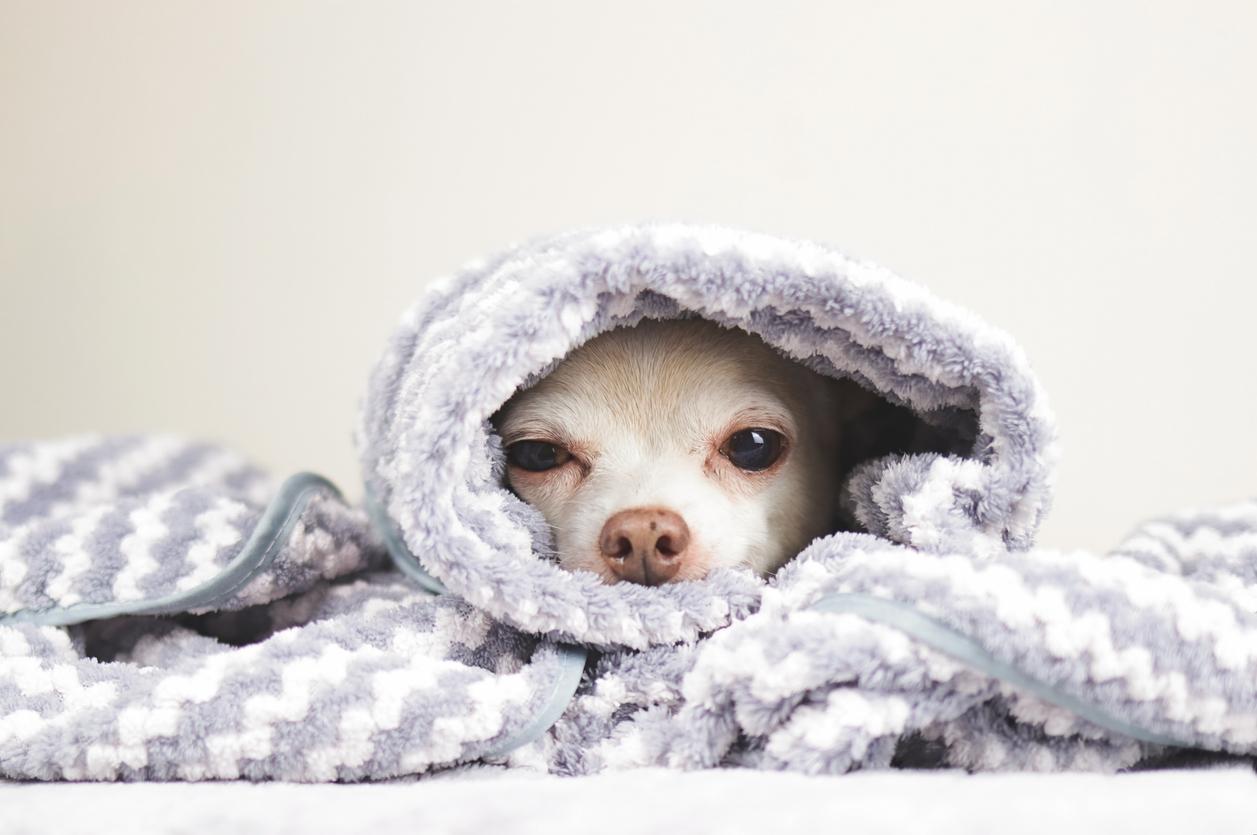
494;319;872;585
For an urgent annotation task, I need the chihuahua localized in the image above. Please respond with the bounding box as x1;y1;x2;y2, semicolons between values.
494;318;868;585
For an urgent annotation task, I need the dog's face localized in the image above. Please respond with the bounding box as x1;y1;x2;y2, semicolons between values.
493;319;849;585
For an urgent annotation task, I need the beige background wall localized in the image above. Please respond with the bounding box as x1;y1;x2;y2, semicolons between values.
2;2;1254;549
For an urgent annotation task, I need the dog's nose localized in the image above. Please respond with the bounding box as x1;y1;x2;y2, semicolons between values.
598;507;692;586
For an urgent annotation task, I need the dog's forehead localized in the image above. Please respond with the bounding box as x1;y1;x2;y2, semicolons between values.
503;323;802;444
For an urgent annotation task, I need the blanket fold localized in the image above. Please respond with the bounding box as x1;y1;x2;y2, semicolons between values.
0;437;587;779
1;224;1252;781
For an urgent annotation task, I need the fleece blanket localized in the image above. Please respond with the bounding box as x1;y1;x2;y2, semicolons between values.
1;224;1254;780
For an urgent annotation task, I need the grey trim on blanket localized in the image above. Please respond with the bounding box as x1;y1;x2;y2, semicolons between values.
364;484;589;758
0;472;341;627
364;488;447;596
482;641;590;759
811;592;1191;749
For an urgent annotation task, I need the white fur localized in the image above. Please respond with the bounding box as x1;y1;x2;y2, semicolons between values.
494;319;848;583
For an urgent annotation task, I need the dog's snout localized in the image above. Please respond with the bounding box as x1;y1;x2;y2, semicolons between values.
598;507;691;585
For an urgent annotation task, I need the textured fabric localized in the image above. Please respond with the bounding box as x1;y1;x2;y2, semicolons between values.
1;223;1253;782
0;437;579;780
0;436;370;618
358;224;1056;647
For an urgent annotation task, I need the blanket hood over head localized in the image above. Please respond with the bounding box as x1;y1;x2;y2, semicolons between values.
359;224;1058;648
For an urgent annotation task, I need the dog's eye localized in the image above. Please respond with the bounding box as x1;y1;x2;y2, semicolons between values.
506;440;571;472
722;428;785;472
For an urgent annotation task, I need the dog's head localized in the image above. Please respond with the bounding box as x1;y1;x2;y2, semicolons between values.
494;319;861;584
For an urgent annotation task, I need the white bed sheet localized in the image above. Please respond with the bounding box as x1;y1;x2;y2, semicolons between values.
2;766;1253;835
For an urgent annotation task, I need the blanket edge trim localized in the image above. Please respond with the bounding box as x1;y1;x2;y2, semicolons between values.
0;472;340;627
365;485;589;760
812;592;1193;750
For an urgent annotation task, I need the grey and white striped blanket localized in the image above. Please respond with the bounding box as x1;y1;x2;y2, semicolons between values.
2;224;1253;780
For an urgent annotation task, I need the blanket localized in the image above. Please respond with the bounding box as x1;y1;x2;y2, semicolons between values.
1;224;1253;780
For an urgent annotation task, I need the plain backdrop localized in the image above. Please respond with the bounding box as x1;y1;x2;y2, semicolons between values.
1;1;1253;549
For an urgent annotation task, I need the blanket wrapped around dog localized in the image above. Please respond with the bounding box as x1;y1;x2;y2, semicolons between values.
1;224;1254;780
